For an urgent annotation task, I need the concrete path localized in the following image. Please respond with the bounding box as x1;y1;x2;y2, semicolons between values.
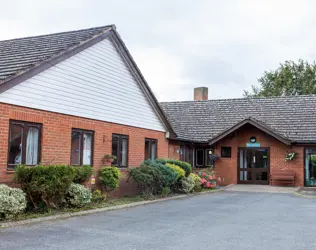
1;191;316;250
225;184;299;193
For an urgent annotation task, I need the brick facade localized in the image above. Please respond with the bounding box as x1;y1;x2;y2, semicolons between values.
168;124;306;187
213;125;304;187
0;103;169;196
168;141;181;160
0;103;308;191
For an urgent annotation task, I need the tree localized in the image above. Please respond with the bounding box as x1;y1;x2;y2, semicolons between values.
244;59;316;97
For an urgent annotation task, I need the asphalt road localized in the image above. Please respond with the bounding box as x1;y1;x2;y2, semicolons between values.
1;191;316;250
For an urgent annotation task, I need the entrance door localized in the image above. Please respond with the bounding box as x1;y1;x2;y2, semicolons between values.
238;148;270;185
305;148;316;186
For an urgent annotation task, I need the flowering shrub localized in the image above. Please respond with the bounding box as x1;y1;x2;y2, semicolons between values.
197;169;221;189
66;183;92;208
0;184;27;219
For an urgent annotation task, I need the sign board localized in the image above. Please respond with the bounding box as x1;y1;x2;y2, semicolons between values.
91;176;96;185
246;142;261;148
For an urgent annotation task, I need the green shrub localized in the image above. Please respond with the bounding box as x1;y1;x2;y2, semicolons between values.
165;163;185;181
99;167;121;191
91;189;107;203
180;175;195;193
0;184;27;219
141;160;178;188
129;165;163;196
161;187;170;197
190;173;202;192
156;159;192;176
66;183;92;208
72;165;93;184
14;165;75;209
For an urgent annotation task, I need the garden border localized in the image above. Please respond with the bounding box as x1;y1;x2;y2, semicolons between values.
0;187;230;228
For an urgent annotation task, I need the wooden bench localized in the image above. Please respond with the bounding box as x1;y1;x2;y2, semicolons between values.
270;171;295;187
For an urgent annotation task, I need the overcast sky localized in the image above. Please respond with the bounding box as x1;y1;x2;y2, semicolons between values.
1;0;316;101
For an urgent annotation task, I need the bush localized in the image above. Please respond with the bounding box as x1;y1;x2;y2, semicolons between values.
0;184;27;219
91;189;107;203
161;187;170;197
66;183;92;208
141;160;178;188
72;165;93;184
197;168;218;189
14;165;75;209
180;176;195;194
165;163;185;181
99;167;121;191
190;173;202;192
156;159;192;176
129;165;163;196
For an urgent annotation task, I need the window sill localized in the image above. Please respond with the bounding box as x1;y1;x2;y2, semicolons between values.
6;170;15;174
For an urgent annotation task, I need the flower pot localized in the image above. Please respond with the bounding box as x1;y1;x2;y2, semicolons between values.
104;158;114;163
103;158;114;166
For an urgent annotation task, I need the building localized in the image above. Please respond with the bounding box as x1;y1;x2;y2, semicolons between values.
0;25;315;192
0;25;175;195
161;87;316;187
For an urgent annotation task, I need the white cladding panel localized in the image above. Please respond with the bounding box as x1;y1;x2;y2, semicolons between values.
0;38;166;132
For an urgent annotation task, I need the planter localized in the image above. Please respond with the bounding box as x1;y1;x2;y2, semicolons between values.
103;158;114;165
210;183;216;189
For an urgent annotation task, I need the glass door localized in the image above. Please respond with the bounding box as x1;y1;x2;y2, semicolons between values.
252;148;269;185
305;149;316;186
238;148;269;185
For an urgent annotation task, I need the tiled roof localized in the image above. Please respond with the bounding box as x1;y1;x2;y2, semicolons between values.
160;95;316;143
0;25;112;82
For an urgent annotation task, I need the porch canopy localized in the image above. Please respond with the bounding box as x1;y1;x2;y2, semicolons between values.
208;117;291;146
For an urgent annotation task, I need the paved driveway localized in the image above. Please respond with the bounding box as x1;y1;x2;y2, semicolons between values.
1;191;316;250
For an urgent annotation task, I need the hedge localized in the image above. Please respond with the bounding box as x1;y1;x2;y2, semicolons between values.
156;159;192;176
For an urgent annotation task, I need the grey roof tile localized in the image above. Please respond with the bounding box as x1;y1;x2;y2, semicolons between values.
160;95;316;143
0;25;112;83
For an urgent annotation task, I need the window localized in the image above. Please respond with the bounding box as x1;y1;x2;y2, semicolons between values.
71;129;94;166
196;149;204;167
205;149;213;166
221;147;232;158
180;145;194;167
8;120;42;170
112;134;128;168
145;138;157;160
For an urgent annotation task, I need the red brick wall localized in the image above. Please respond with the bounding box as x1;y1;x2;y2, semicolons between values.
168;141;181;160
0;103;169;196
214;125;304;187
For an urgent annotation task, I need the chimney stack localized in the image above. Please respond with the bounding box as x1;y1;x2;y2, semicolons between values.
194;87;208;101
